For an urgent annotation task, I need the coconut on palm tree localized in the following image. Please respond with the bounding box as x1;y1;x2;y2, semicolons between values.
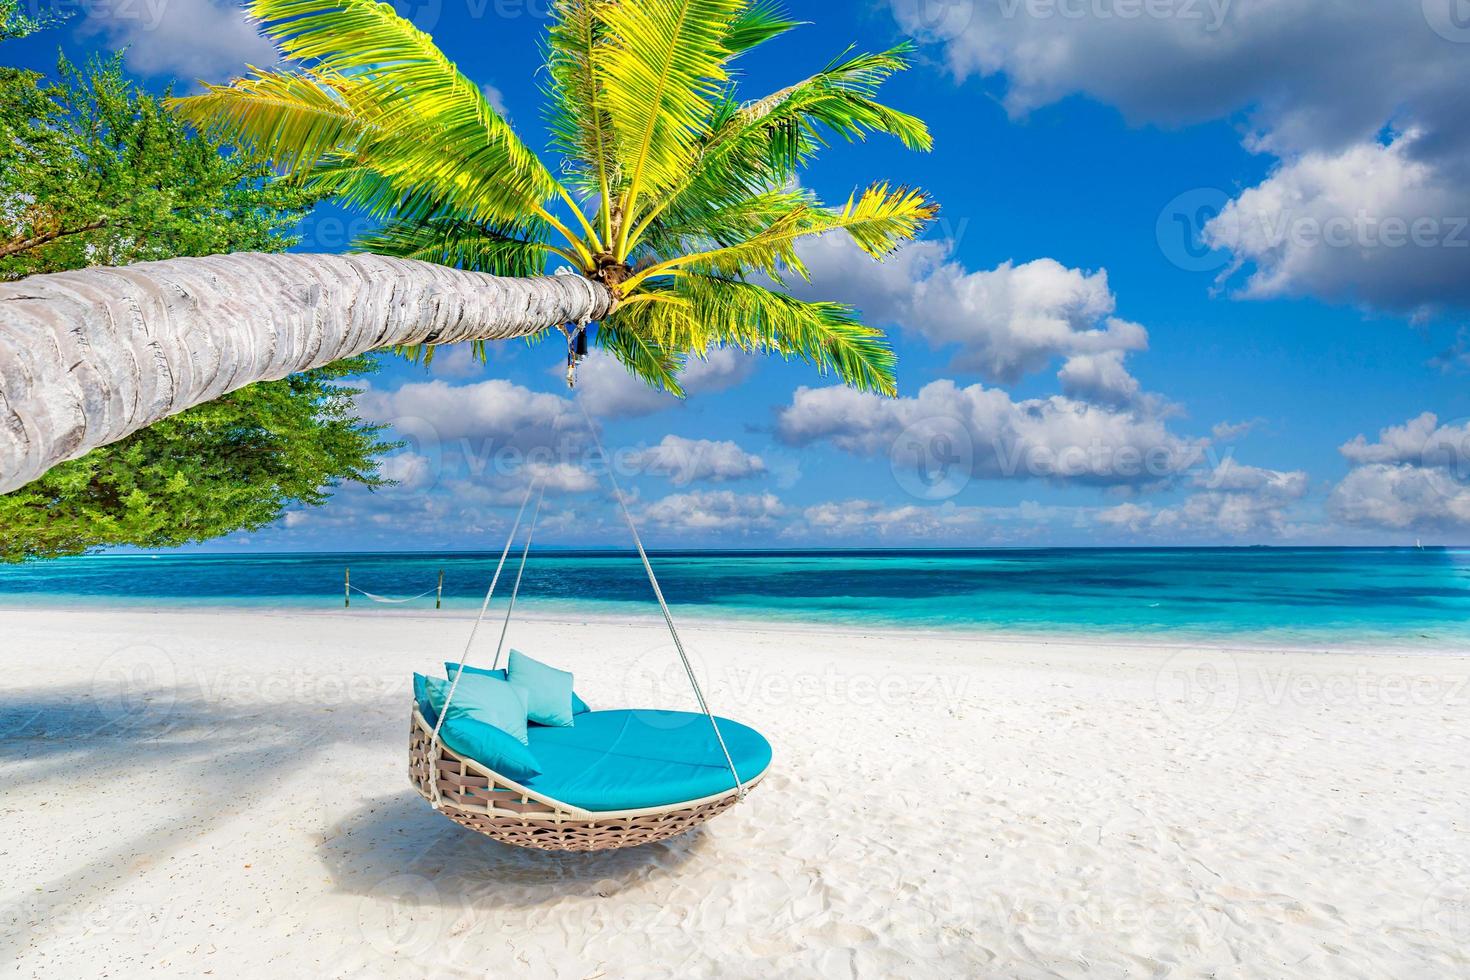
0;0;934;493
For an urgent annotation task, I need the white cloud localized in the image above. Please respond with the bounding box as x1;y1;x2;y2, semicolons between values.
1211;419;1261;442
623;435;766;486
640;490;785;535
78;0;275;80
1328;412;1470;530
1338;412;1470;468
378;451;434;490
1098;460;1309;537
894;0;1468;160
356;377;569;450
1192;458;1308;497
775;379;1207;487
682;346;758;391
1057;350;1142;409
573;347;757;419
429;344;489;380
894;0;1470;312
1204;132;1470;311
1328;464;1470;531
793;238;1148;385
481;83;508;115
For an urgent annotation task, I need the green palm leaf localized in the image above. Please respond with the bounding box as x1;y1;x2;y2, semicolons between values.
599;0;744;251
169;0;935;399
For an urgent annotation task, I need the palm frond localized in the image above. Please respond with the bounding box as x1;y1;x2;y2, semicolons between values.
247;0;564;226
355;217;552;277
638;186;814;257
628;182;936;288
626;43;931;249
168;69;374;172
596;306;690;395
599;0;744;250
666;274;897;395
545;0;619;217
724;1;801;54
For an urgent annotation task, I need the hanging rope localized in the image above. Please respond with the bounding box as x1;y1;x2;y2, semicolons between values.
430;478;541;792
573;394;746;800
491;486;545;671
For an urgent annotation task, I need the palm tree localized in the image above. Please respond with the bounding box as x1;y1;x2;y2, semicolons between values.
0;0;933;493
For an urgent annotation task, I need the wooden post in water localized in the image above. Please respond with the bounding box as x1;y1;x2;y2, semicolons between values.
344;567;350;608
436;569;444;610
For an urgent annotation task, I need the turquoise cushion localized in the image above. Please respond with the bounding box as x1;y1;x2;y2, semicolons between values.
507;649;575;727
521;710;772;812
444;662;591;715
423;675;541;781
413;672;438;727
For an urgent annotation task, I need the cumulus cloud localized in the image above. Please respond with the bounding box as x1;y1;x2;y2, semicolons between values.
1338;412;1470;468
1057;351;1143;409
356;377;570;451
1328;465;1470;531
1328;412;1470;530
1098;460;1309;537
1211;419;1262;442
623;435;766;486
793;238;1149;387
1204;133;1470;310
775;379;1207;487
785;498;1099;542
894;0;1468;159
78;0;275;80
1192;458;1308;497
894;0;1470;311
573;347;757;419
640;491;785;535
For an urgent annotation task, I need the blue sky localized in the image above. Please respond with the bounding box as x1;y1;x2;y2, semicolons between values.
10;0;1470;549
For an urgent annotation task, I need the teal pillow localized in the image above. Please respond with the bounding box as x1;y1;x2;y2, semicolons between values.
423;675;541;781
413;672;439;727
507;649;575;728
446;661;590;716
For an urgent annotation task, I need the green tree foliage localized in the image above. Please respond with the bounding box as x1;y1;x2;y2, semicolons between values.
0;0;58;41
0;55;311;275
0;358;396;561
174;0;936;395
0;53;395;560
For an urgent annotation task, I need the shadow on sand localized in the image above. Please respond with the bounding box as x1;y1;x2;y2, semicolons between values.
2;681;706;954
316;790;707;909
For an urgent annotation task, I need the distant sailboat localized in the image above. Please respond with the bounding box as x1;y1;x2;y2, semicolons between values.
1416;538;1425;550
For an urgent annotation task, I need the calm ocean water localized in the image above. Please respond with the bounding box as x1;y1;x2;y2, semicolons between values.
2;548;1469;648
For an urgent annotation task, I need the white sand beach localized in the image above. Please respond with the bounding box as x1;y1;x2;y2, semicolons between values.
3;606;1470;978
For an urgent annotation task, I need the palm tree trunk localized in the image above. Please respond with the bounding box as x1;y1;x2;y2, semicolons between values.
0;252;614;493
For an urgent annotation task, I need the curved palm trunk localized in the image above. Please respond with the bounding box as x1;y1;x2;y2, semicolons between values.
0;252;614;493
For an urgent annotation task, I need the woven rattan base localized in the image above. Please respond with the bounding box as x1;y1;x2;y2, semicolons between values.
409;706;754;851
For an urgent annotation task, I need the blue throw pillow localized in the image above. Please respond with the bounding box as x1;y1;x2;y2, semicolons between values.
507;649;575;728
413;672;439;727
423;675;541;781
446;661;590;715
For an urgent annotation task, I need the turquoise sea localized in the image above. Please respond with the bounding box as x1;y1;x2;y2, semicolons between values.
2;548;1469;649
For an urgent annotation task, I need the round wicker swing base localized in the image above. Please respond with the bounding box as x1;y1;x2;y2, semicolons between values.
409;706;755;852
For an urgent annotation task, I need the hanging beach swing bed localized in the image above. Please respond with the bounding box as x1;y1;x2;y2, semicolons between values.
409;401;770;852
